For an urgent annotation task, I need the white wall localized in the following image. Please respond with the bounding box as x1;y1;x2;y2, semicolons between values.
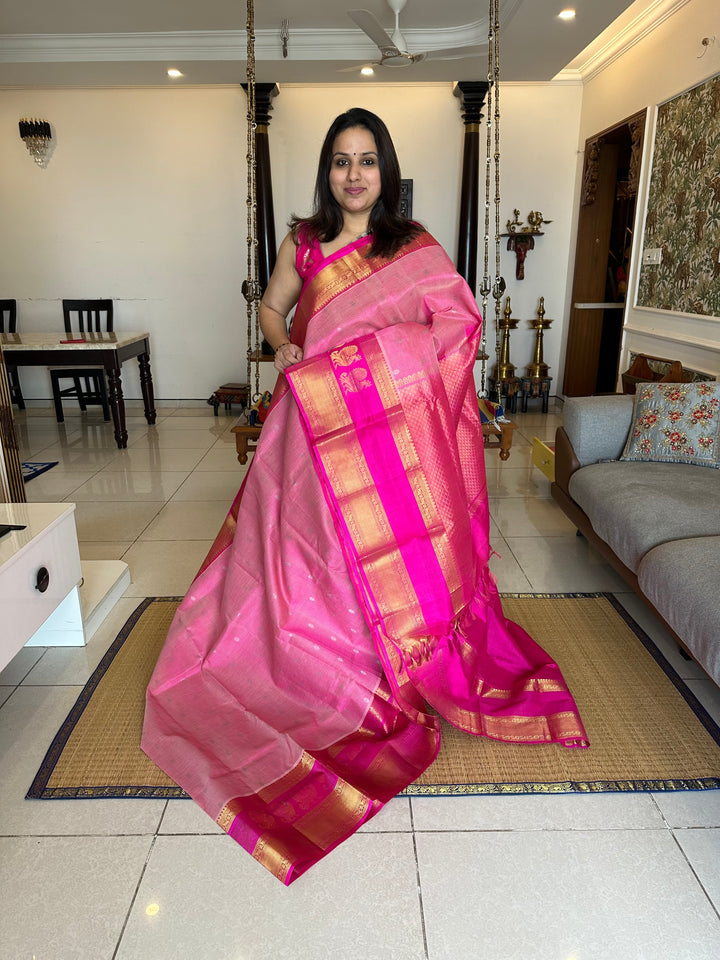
484;81;583;391
0;87;247;401
574;0;720;381
3;8;717;407
269;82;581;395
1;80;583;403
268;85;462;264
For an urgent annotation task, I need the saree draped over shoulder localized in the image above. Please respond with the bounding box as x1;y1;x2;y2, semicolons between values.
142;230;588;885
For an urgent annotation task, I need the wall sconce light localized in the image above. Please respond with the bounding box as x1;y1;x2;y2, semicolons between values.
18;118;52;166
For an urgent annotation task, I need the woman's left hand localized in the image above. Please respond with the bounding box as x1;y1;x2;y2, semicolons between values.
274;342;304;372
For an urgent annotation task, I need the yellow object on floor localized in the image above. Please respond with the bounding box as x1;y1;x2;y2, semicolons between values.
532;436;555;481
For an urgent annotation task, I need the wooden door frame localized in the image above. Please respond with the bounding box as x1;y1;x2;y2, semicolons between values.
562;110;647;397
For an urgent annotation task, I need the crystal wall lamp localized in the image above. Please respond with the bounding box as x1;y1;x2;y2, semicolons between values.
18;118;52;166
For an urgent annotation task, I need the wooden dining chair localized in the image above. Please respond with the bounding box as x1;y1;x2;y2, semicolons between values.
0;299;26;410
50;299;112;422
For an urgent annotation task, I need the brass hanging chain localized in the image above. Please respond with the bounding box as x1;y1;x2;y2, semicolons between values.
243;0;262;400
490;0;506;405
478;0;497;398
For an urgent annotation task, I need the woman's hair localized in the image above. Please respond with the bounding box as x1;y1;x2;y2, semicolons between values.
289;107;422;259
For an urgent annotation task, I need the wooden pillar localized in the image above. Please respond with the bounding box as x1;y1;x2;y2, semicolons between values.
453;81;489;296
241;83;280;354
251;84;280;291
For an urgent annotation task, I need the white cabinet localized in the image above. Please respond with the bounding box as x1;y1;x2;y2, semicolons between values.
0;503;83;669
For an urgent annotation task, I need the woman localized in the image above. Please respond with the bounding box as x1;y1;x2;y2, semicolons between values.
142;108;587;886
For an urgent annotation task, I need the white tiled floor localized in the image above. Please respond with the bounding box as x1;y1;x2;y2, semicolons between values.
2;400;719;959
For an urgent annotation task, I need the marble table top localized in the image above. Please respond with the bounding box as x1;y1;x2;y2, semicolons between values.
1;331;149;351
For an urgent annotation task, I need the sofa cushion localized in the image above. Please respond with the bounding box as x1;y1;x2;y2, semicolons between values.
638;536;720;686
564;395;635;465
568;461;720;572
621;381;720;469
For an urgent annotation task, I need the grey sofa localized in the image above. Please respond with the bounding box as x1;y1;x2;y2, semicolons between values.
552;394;720;686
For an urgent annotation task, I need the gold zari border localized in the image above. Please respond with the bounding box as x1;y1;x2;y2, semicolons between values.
477;678;568;699
444;707;587;743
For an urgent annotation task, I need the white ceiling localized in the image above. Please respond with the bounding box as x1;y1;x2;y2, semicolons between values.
0;0;646;87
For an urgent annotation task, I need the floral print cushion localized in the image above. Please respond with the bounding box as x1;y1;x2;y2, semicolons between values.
621;382;720;469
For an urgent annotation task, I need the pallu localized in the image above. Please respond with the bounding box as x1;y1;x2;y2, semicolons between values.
141;231;588;885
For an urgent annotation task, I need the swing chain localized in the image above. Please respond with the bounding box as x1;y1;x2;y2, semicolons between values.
245;0;261;401
242;279;263;303
486;0;506;405
478;0;504;402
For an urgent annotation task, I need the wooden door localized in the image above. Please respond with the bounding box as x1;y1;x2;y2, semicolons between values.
563;111;646;397
563;143;619;396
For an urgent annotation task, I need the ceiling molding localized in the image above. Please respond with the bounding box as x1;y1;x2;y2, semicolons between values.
0;21;488;64
554;0;693;83
543;71;584;86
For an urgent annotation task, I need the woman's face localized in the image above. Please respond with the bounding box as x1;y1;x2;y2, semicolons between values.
328;126;382;221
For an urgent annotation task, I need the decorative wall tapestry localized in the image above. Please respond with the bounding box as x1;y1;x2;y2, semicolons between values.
637;73;720;317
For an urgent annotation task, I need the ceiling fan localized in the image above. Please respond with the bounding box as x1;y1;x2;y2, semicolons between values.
346;0;484;69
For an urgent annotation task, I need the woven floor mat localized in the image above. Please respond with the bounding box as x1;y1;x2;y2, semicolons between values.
27;594;720;799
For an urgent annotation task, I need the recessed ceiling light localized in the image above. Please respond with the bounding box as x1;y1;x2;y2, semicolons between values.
558;9;576;20
361;66;375;76
167;68;183;78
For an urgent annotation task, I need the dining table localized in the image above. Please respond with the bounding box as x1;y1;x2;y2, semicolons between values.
1;330;156;449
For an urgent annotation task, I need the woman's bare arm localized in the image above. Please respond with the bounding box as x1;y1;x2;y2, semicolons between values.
259;232;305;371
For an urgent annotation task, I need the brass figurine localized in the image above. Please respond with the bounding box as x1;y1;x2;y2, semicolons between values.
505;209;552;234
503;210;551;280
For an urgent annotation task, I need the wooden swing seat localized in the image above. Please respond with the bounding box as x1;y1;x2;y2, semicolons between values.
233;418;516;466
482;420;516;461
232;423;262;464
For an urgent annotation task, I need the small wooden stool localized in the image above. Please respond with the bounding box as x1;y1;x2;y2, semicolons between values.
520;375;553;413
208;382;250;416
231;423;262;464
487;376;521;414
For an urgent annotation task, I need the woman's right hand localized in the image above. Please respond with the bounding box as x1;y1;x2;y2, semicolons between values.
274;342;304;372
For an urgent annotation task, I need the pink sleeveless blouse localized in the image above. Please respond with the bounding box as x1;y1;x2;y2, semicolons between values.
295;226;325;280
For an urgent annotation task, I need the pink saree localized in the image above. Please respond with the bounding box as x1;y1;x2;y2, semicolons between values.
141;230;587;885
